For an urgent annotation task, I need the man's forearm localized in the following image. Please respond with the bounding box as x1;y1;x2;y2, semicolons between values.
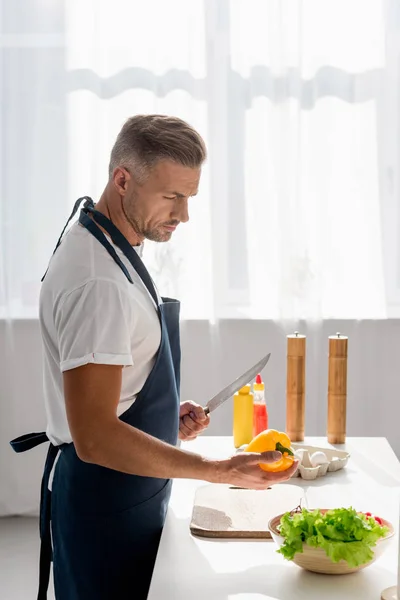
78;419;220;482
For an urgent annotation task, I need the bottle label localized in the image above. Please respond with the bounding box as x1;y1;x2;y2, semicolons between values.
254;390;265;404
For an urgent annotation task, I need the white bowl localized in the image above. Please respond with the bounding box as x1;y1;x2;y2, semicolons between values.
268;509;394;575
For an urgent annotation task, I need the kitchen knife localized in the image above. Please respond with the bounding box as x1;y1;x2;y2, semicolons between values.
203;353;271;416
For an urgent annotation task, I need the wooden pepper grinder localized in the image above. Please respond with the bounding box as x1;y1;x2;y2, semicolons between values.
286;332;306;442
327;333;348;444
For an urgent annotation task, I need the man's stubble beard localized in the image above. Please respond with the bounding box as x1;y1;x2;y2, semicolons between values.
122;193;171;243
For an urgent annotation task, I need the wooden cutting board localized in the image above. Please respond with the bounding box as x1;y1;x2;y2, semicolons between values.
190;483;303;539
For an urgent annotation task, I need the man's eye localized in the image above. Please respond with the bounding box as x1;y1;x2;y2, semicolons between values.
164;196;176;200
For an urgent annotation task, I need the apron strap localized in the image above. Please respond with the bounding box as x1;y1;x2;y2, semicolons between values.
37;443;60;600
10;431;59;600
40;193;159;305
10;431;49;453
41;196;92;282
79;210;134;283
80;204;160;307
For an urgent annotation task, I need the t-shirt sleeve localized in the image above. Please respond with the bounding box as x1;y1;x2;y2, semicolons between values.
55;279;134;372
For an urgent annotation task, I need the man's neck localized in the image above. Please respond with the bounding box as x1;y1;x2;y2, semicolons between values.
94;191;143;247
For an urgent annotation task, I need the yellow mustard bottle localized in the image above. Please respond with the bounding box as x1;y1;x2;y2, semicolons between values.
233;384;254;448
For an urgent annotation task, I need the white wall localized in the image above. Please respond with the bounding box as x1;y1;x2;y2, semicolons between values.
1;319;399;516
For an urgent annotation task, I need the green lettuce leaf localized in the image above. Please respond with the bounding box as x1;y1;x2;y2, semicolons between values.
276;507;389;567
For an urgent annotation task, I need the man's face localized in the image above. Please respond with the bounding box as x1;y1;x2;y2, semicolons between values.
120;160;201;243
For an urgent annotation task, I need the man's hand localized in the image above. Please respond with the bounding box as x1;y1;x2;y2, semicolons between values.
216;452;299;490
179;401;210;441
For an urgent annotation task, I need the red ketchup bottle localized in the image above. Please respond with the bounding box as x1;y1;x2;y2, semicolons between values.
253;374;268;436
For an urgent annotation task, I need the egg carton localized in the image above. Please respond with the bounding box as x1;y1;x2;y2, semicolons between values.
290;443;350;480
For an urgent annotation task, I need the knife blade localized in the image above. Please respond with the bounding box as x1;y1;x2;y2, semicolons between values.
203;353;271;415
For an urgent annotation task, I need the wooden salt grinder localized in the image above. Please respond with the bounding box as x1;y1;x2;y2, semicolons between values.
327;333;348;444
286;332;306;442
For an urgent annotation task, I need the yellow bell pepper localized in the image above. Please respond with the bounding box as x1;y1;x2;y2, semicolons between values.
245;429;294;472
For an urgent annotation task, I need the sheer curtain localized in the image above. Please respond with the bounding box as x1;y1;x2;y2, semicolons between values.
2;0;400;516
1;0;400;321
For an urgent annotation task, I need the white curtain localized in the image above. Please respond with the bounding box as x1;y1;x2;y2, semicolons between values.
1;0;400;321
2;0;400;516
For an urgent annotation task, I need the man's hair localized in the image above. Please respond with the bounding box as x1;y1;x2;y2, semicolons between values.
108;114;207;181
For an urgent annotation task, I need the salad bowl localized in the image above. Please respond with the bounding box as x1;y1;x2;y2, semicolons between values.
268;507;394;575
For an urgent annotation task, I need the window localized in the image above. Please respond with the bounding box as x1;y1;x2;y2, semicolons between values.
1;0;399;319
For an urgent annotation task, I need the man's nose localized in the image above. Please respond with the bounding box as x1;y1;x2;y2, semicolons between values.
174;198;189;223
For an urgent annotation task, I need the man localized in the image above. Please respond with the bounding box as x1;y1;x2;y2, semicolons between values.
11;115;298;600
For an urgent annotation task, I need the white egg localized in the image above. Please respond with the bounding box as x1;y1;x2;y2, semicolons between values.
310;451;328;467
294;449;307;464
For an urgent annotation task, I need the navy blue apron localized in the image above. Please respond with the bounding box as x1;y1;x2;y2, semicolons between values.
10;197;180;599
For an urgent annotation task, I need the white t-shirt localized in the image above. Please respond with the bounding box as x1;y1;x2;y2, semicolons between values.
39;221;161;446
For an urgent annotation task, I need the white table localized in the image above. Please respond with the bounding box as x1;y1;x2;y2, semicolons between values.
148;437;400;600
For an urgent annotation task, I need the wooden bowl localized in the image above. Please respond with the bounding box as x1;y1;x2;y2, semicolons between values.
268;509;395;575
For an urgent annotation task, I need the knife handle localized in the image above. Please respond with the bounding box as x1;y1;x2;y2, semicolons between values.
204;406;210;416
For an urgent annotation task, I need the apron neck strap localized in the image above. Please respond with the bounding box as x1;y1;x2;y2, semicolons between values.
41;196;92;282
42;196;160;307
81;202;159;307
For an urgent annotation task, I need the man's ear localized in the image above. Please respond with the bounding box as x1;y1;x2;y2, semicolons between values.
112;167;130;196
